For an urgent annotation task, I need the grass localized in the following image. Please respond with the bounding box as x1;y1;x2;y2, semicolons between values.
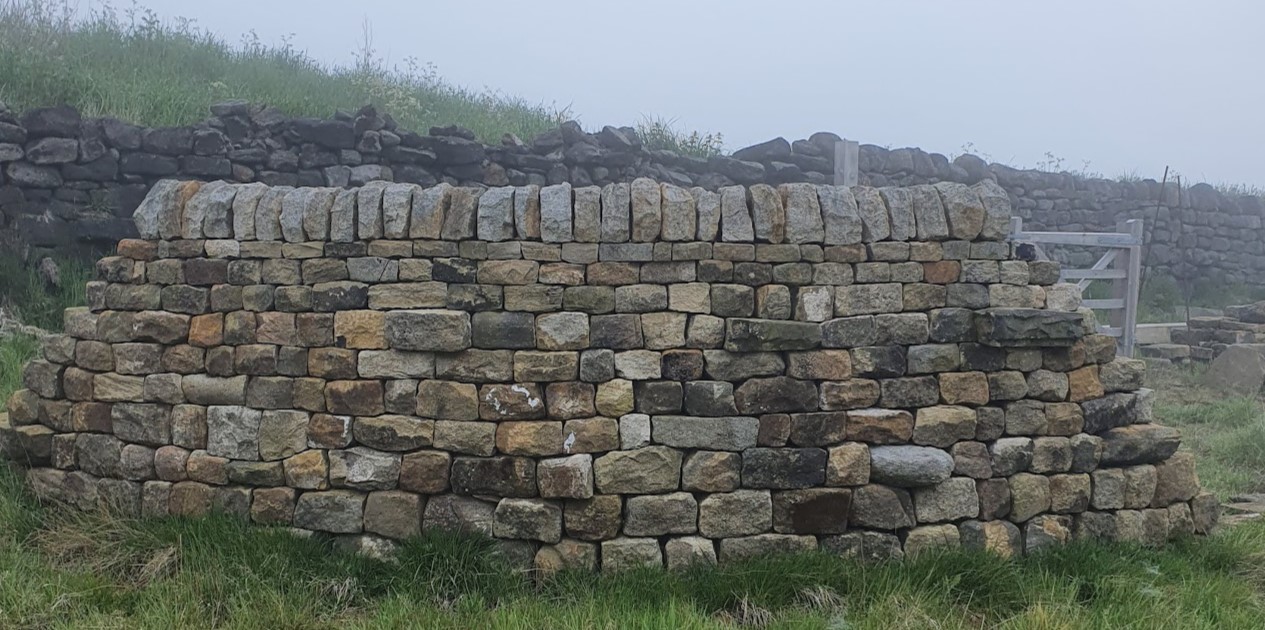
1079;272;1265;325
1150;363;1265;500
0;0;562;143
0;252;92;405
0;333;38;405
0;0;722;155
0;461;1263;629
0;253;92;332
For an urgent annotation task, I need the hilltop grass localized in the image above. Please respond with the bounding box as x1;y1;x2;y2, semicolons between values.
0;462;1261;629
0;0;723;155
0;0;562;142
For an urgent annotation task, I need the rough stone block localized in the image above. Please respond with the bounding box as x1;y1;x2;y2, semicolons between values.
594;446;681;494
601;537;662;571
741;448;827;489
493;498;562;543
625;492;698;536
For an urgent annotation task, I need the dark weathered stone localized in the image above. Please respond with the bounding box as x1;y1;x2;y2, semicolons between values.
772;488;851;534
851;346;906;377
471;311;535;349
741;448;827;489
294;490;364;533
635;381;682;414
787;412;848;447
848;484;916;529
975;308;1084;347
450;456;537;497
734;377;818;414
703;350;784;381
385;310;471;351
1082;392;1149;434
1099;424;1182;466
724;318;821;352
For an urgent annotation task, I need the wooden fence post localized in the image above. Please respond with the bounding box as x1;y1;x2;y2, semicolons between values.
1117;219;1143;357
833;140;859;186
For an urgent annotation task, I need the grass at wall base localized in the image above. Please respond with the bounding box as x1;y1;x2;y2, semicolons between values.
0;463;1262;628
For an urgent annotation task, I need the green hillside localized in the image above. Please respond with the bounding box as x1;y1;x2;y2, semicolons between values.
0;0;720;154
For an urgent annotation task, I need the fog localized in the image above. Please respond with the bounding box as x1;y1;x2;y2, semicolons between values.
139;0;1265;187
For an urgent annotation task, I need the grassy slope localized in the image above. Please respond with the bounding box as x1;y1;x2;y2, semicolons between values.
0;0;723;154
1150;363;1265;499
0;1;560;142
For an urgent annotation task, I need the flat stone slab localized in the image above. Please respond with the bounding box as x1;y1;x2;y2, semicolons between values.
975;308;1084;347
651;416;759;451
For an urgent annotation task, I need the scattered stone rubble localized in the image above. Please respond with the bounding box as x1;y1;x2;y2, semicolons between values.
1143;301;1265;365
0;175;1217;572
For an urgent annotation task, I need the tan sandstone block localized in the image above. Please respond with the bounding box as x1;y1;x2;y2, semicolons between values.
334;310;387;350
1068;366;1104;402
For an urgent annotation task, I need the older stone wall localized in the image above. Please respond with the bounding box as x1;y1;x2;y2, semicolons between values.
1;101;1261;285
0;176;1217;571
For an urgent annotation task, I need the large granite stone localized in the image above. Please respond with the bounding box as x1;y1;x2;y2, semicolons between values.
868;445;954;488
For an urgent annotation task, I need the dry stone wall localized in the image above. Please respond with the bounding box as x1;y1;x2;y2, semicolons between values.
0;175;1218;571
1;101;1261;285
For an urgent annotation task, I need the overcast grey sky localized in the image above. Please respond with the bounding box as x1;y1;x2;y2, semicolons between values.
139;0;1263;187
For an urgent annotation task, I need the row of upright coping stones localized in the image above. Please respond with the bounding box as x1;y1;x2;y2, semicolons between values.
133;177;1014;247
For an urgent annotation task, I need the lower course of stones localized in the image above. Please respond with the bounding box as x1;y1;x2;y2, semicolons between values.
0;177;1218;572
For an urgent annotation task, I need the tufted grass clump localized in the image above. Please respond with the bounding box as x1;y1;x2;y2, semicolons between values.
0;333;38;404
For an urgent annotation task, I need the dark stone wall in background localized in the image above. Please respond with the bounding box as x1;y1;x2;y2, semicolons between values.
1;101;1259;283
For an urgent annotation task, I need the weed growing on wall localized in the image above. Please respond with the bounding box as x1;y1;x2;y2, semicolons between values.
637;116;726;157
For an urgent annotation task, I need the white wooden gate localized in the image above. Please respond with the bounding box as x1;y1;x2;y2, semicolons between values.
1009;218;1144;357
